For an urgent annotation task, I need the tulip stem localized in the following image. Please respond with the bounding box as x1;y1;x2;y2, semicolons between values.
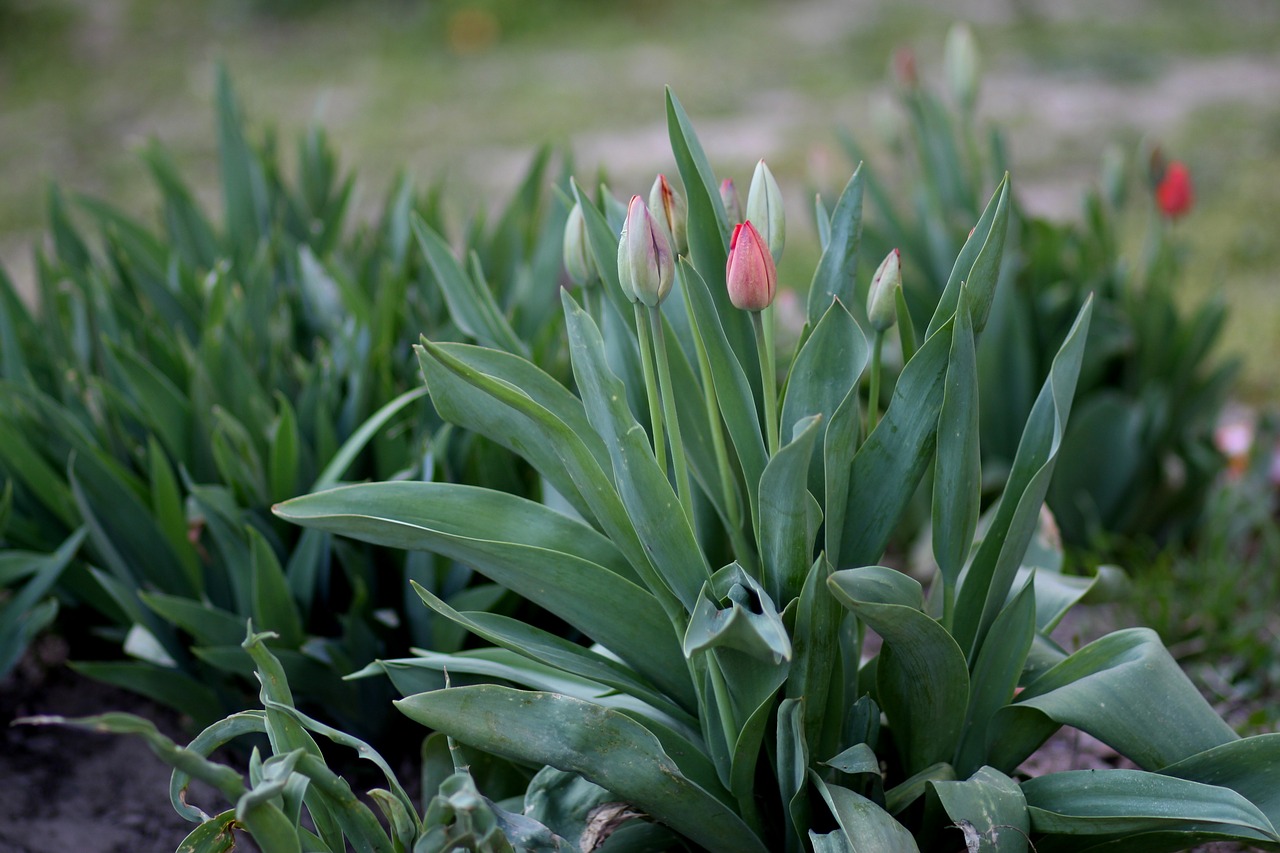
683;271;753;569
651;305;695;527
752;310;779;455
634;303;666;475
868;330;884;431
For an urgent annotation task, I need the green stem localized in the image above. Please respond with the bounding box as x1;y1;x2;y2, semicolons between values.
868;330;884;431
684;284;754;568
634;303;666;474
752;310;779;456
651;305;694;527
941;576;956;633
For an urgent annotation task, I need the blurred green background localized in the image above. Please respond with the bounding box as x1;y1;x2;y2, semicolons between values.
2;0;1278;396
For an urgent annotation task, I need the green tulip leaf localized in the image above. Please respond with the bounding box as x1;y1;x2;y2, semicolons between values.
397;685;767;853
806;167;865;325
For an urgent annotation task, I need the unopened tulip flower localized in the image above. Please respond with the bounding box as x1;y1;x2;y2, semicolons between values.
648;174;689;257
943;23;980;113
867;248;901;332
892;46;919;92
726;220;777;312
720;178;743;225
1156;161;1194;220
745;160;785;263
563;201;597;287
618;195;674;307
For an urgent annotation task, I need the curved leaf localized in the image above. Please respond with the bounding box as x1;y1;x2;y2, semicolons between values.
990;628;1237;773
397;686;767;853
829;566;969;774
274;482;684;701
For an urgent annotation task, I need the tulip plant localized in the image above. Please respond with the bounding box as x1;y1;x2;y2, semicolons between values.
33;90;1280;853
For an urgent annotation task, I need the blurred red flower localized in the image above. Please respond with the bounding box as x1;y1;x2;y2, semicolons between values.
1156;160;1194;220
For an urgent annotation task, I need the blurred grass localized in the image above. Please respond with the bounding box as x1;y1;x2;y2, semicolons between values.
1;0;1278;396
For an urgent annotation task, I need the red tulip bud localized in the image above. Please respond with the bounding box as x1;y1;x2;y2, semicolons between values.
726;221;777;312
1155;160;1193;220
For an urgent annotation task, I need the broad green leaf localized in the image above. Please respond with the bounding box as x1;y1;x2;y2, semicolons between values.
932;283;980;591
810;772;920;853
838;317;953;568
562;289;711;614
930;766;1029;853
953;299;1093;660
410;582;692;720
780;299;869;507
954;574;1036;777
805;167;865;325
925;177;1009;338
1023;769;1280;842
829;566;969;775
1160;733;1280;827
397;686;767;853
274;481;685;700
990;628;1238;773
787;556;845;760
777;699;811;853
758;415;823;604
683;563;791;663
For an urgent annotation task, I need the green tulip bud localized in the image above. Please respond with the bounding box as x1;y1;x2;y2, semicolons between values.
944;23;980;114
618;195;674;307
648;174;689;257
866;248;901;332
563;201;597;287
745;160;785;263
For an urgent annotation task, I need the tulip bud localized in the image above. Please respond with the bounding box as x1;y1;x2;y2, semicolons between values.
1155;160;1193;220
648;174;689;257
866;248;901;332
943;23;980;114
720;178;743;225
891;46;919;93
745;160;785;263
726;221;777;312
1100;144;1127;210
618;195;674;307
563;201;597;287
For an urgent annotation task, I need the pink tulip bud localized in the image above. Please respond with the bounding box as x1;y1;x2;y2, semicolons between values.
726;221;777;312
619;195;674;307
1155;160;1193;220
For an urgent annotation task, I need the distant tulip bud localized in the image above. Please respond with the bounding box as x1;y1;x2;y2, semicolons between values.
745;160;785;263
891;46;919;92
648;174;689;257
720;178;743;225
1155;161;1194;220
618;195;674;307
726;221;777;312
563;202;597;287
943;23;980;113
866;248;901;332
